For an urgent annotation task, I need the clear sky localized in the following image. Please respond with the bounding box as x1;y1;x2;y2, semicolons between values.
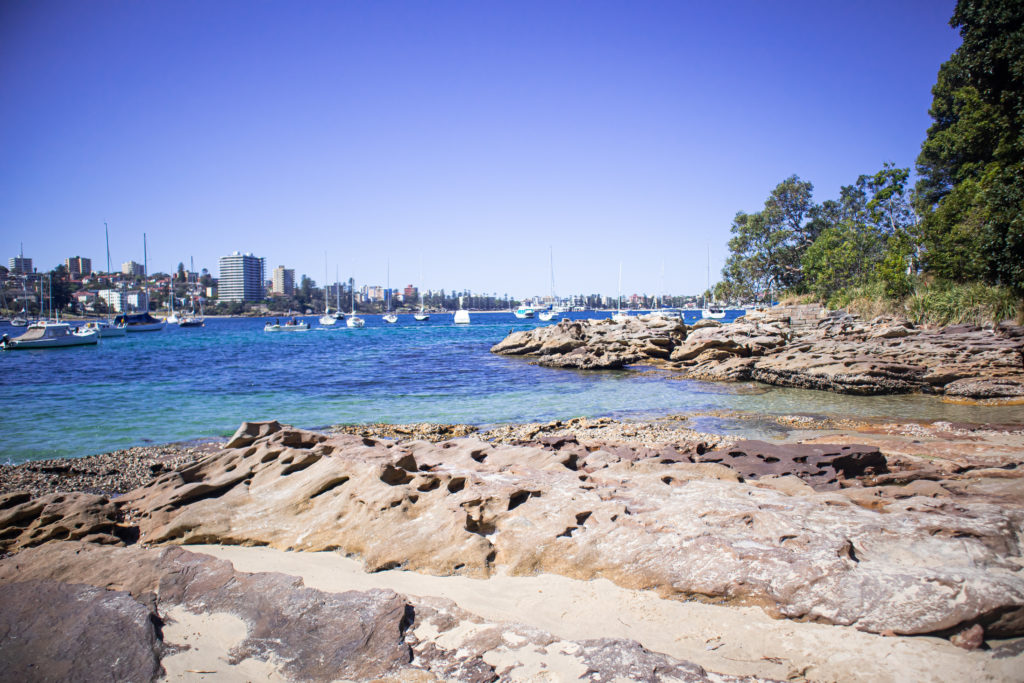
1;0;959;298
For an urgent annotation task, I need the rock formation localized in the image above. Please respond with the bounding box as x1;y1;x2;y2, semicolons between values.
490;310;1024;399
6;420;1022;642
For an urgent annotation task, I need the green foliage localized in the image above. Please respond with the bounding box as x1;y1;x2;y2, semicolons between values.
722;175;814;300
903;280;1021;325
915;0;1024;290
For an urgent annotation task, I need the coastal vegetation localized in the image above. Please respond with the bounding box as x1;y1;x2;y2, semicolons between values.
721;0;1023;324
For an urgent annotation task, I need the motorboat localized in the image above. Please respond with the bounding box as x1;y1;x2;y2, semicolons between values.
650;308;683;320
84;320;128;337
11;316;28;327
514;307;534;319
413;311;430;321
114;312;166;332
265;318;310;332
178;316;205;328
2;321;99;349
538;310;555;321
701;307;727;319
383;313;398;324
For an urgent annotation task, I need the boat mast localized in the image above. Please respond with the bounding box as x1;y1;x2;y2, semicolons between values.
617;262;622;315
143;232;148;314
549;246;555;307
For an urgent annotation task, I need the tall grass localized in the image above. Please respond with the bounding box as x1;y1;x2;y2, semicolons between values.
824;279;1022;326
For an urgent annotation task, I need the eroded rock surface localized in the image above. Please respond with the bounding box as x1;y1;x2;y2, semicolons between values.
74;421;1024;637
491;310;1024;399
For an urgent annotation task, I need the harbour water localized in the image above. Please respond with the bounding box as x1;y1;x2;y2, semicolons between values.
2;311;1020;464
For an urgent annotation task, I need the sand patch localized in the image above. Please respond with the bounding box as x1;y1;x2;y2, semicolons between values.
159;605;287;682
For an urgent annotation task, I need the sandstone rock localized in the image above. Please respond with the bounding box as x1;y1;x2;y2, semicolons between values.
950;623;985;651
0;542;411;681
102;428;1024;637
0;491;124;553
491;311;1024;398
697;440;888;490
0;580;163;683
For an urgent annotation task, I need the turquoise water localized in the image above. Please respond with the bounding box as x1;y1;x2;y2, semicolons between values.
2;311;1020;463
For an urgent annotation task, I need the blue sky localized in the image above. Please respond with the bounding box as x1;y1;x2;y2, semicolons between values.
1;1;959;298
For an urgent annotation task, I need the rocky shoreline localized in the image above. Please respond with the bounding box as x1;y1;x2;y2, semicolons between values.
2;415;1023;681
490;305;1024;400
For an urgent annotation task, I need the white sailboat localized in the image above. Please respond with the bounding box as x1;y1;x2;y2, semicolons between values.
414;260;429;320
382;260;398;324
538;247;557;321
701;245;726;319
453;296;470;324
178;256;205;327
612;262;630;322
320;256;338;326
166;279;179;324
346;280;365;328
90;223;127;337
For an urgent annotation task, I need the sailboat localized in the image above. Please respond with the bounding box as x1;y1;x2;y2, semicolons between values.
178;256;205;327
453;296;470;324
84;224;128;337
346;280;365;328
382;260;398;324
319;256;338;326
166;279;179;324
414;259;429;321
612;262;630;322
539;247;556;321
701;245;726;319
116;233;165;332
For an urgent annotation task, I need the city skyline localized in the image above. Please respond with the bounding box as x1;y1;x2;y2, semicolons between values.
2;1;960;297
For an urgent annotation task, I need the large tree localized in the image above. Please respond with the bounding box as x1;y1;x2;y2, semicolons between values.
722;175;815;301
916;0;1024;289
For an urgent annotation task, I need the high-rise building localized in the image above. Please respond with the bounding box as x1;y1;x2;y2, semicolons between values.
121;261;145;277
8;256;32;274
272;266;295;296
218;252;265;302
99;289;127;312
66;256;92;278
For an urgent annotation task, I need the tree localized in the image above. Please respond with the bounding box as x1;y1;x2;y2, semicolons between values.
49;265;74;311
915;0;1024;289
722;175;815;301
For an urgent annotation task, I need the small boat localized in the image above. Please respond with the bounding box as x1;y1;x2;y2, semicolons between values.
538;248;558;322
701;307;726;319
346;280;365;328
650;307;683;320
11;316;28;327
320;258;338;326
612;312;632;322
2;321;99;350
414;311;429;322
84;320;128;337
382;262;398;324
454;296;470;324
612;262;630;321
178;316;205;328
265;317;310;332
538;310;555;321
114;312;166;332
514;307;534;319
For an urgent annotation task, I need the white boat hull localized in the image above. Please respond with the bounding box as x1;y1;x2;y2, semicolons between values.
414;313;430;321
265;322;310;332
538;311;555;321
453;310;470;324
701;309;726;319
125;322;167;332
319;316;338;326
383;314;398;324
346;317;365;328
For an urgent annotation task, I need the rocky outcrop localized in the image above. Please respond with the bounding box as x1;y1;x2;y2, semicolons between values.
492;316;686;369
7;421;1012;638
491;311;1024;399
0;491;127;554
0;542;768;682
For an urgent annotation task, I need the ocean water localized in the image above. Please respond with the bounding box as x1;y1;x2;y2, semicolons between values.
1;310;1020;463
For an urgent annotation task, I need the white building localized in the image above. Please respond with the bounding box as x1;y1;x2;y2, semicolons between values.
121;261;145;277
218;252;265;302
8;256;32;275
272;266;295;296
98;289;126;312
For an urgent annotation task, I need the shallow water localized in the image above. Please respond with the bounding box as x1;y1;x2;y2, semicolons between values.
2;311;1020;463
